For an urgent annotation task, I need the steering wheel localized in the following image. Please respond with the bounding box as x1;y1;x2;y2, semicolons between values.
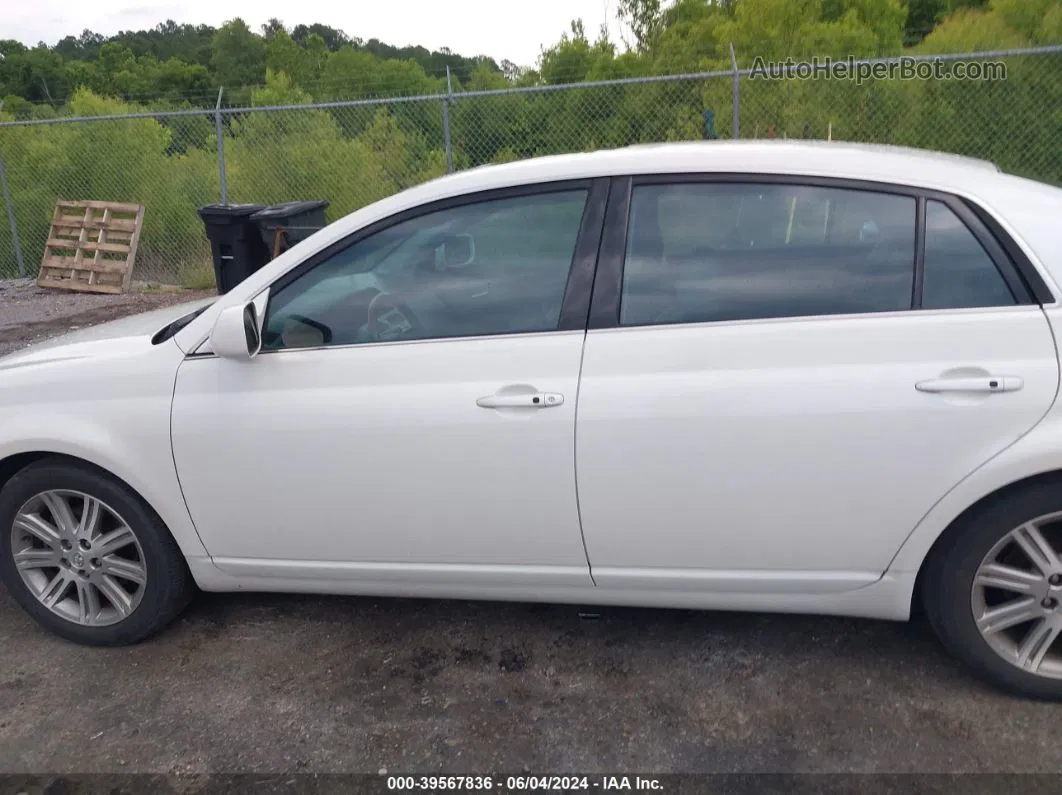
366;291;423;342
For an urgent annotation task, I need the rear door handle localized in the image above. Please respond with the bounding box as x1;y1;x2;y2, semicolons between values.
476;392;565;409
915;376;1024;394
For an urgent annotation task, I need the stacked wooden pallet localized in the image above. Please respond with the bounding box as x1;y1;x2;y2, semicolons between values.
37;200;145;294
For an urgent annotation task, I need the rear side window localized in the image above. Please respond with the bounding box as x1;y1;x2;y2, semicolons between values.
921;200;1017;310
620;182;917;326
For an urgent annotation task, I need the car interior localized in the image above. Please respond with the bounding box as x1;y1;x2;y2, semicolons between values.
260;192;585;350
620;183;919;326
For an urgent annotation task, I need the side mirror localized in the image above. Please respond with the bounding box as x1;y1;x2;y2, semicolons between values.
434;233;475;270
209;302;262;360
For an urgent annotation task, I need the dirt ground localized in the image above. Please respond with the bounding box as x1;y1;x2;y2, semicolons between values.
0;279;216;359
1;280;1061;787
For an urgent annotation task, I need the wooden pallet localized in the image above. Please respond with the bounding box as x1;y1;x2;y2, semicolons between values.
36;200;145;294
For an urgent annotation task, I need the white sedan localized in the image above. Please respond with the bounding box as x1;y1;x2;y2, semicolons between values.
3;141;1062;699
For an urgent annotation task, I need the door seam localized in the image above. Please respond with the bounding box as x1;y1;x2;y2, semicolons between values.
168;353;217;564
572;328;597;586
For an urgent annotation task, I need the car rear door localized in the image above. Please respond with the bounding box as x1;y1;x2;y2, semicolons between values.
574;175;1060;594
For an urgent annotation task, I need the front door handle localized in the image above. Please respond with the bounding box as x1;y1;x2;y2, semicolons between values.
476;392;565;409
916;376;1024;394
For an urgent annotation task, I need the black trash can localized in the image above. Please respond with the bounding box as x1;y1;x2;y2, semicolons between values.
250;200;330;258
197;203;271;294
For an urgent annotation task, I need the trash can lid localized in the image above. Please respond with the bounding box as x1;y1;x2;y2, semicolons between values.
249;200;330;221
197;203;267;220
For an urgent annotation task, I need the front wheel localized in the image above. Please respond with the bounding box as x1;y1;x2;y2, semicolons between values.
0;459;194;646
923;480;1062;700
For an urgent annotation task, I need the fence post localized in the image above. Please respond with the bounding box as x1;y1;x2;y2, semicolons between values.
215;87;229;204
729;43;740;139
442;66;454;174
0;156;25;278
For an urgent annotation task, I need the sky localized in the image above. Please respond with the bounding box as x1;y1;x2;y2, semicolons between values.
1;0;618;68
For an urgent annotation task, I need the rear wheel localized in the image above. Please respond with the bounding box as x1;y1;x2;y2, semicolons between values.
0;459;194;646
923;480;1062;700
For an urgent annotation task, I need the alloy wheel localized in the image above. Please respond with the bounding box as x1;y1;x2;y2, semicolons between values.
10;489;146;627
971;511;1062;678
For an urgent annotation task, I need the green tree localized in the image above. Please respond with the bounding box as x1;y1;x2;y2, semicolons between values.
211;19;266;88
0;94;34;119
991;0;1059;43
154;58;212;103
0;45;69;104
904;0;947;44
291;24;351;51
540;21;597;84
261;18;286;41
617;0;666;53
266;29;306;84
224;71;405;218
651;0;733;72
915;3;1025;49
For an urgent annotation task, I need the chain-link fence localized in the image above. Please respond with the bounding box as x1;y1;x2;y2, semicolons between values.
1;44;1060;285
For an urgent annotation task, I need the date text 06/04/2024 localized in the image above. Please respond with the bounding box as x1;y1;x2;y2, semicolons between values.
385;776;665;791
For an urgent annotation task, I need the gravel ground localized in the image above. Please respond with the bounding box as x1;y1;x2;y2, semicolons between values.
0;279;215;359
0;279;1060;788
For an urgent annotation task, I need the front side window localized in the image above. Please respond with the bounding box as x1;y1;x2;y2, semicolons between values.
619;182;917;327
262;189;589;350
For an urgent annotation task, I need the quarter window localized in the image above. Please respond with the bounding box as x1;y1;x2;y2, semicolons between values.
619;182;917;326
262;190;589;350
921;200;1016;310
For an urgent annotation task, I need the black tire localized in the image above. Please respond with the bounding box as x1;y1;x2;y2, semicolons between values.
922;479;1062;700
0;457;194;646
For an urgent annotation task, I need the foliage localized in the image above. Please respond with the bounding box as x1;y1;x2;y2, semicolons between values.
211;19;268;89
0;17;498;108
0;1;1060;280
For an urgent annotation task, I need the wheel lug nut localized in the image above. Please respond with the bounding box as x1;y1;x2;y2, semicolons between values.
78;539;91;551
90;558;100;568
1050;574;1062;586
60;540;71;550
1042;597;1058;609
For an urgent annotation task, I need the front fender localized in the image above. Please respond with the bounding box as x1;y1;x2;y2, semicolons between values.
0;340;209;560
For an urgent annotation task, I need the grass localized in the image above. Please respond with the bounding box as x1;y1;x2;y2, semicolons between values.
176;260;218;290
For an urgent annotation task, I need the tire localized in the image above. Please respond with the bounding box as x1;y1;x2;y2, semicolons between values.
923;479;1062;700
0;457;194;646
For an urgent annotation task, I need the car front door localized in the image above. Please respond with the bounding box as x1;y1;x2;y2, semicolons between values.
575;176;1060;594
170;180;607;590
